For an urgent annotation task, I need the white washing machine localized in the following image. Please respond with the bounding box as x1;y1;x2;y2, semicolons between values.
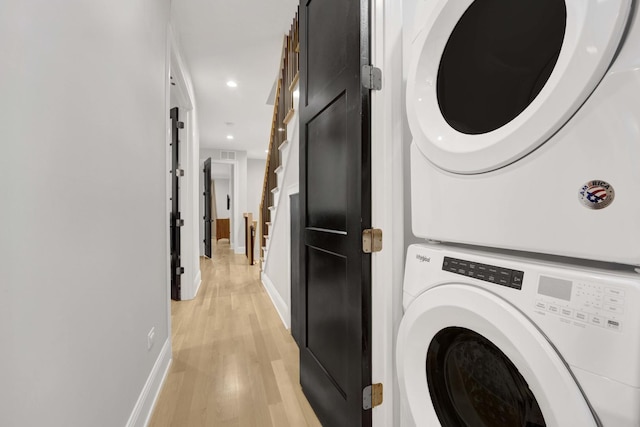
407;0;640;265
397;244;640;426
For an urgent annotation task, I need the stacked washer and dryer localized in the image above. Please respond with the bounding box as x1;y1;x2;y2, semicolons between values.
397;0;640;426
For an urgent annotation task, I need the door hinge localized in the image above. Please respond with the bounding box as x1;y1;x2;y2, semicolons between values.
362;65;382;90
176;267;184;275
362;228;383;253
178;121;185;129
174;168;184;177
363;383;383;410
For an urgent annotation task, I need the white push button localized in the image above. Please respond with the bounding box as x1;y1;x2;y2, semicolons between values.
605;295;625;305
560;308;573;317
606;288;626;297
574;311;588;322
535;301;547;310
604;304;624;314
590;315;604;327
548;305;559;314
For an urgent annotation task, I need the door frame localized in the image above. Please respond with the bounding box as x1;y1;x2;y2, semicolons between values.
167;26;201;303
370;1;404;426
204;158;237;250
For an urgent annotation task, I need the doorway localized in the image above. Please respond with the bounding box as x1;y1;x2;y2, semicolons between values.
201;159;235;252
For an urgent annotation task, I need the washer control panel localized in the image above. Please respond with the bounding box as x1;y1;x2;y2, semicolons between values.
443;257;524;290
535;275;625;332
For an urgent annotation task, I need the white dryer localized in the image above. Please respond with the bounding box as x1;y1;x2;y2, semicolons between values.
407;0;640;265
397;244;640;426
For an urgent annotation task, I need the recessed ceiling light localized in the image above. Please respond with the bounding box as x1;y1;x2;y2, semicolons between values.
226;135;234;140
226;80;238;88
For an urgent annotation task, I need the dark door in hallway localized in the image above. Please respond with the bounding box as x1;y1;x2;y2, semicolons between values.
170;107;184;300
299;0;372;425
203;157;212;258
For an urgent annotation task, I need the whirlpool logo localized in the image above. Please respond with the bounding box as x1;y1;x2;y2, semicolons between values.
416;254;431;263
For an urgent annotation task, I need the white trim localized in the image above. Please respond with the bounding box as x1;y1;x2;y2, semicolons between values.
168;24;201;303
125;338;172;427
371;0;405;426
261;272;290;329
169;28;194;111
192;269;202;299
234;245;246;255
286;183;299;196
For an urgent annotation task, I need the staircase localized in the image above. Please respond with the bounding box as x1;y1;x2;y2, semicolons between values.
262;137;293;262
259;11;298;268
258;11;299;327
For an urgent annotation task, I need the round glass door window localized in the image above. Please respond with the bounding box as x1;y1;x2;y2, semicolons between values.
437;0;566;135
426;327;546;427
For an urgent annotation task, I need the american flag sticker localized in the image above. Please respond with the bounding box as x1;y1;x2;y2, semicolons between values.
579;180;615;210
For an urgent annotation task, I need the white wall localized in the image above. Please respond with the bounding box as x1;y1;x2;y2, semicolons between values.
0;1;171;426
247;158;266;261
214;179;230;219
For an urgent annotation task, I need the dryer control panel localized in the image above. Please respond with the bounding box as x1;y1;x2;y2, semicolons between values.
443;256;524;290
534;276;626;332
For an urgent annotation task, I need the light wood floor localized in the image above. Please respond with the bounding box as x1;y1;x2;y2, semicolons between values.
149;241;321;427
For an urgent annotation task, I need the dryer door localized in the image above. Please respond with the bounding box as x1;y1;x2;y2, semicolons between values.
396;284;598;426
406;0;631;174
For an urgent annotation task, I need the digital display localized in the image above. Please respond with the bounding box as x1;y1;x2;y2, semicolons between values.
538;276;573;301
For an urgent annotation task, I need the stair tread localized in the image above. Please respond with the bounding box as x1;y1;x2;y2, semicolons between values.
278;140;289;151
274;165;284;174
271;187;279;193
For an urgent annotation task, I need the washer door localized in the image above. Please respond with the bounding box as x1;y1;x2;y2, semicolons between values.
396;284;598;426
406;0;631;174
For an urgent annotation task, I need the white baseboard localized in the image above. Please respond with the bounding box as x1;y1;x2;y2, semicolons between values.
261;272;290;329
180;269;202;301
193;269;202;298
235;245;246;255
126;338;172;427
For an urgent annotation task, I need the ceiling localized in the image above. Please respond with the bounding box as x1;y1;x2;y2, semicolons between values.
171;0;299;159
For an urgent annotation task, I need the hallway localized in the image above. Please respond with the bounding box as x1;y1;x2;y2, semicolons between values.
149;242;320;427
